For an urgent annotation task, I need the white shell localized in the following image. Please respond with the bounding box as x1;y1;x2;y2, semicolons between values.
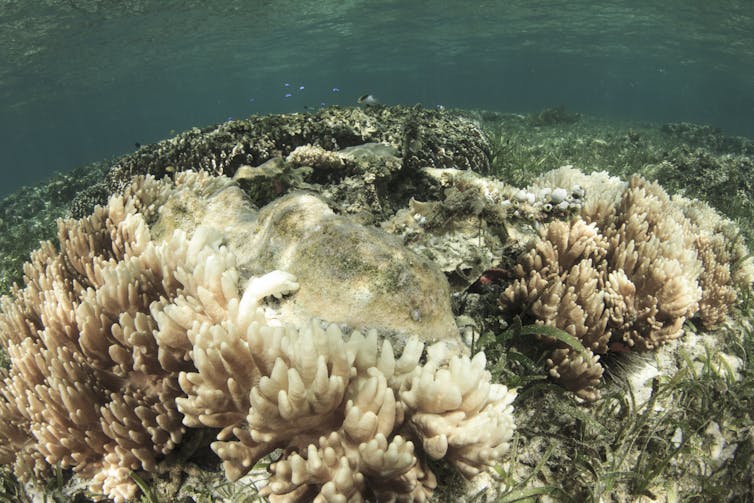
537;188;552;200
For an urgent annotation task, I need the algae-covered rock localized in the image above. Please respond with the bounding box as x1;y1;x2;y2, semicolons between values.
245;192;460;348
649;148;754;241
73;105;491;217
147;172;461;349
383;168;516;292
233;140;407;221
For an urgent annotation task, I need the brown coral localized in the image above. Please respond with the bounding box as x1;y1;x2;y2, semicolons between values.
500;219;610;400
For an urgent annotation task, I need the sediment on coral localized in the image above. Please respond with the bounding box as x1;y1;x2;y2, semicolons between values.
0;171;516;502
245;192;460;345
500;168;754;400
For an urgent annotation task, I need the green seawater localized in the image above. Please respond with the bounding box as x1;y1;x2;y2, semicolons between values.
0;0;752;196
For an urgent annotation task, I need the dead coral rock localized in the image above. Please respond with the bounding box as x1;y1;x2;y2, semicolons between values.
298;141;405;223
383;168;514;292
74;105;490;218
287;144;347;172
337;141;402;174
140;171;461;349
246;192;461;349
326;142;404;221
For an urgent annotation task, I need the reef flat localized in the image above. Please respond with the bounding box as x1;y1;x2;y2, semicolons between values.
1;105;753;501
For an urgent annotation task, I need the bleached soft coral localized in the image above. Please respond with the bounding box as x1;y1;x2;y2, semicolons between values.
673;197;754;327
0;177;189;501
180;304;516;501
401;349;516;477
1;171;516;502
500;219;610;399
501;171;752;400
173;261;515;500
0;173;299;501
602;176;702;350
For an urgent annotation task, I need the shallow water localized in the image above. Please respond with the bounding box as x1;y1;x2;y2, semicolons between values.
0;0;752;196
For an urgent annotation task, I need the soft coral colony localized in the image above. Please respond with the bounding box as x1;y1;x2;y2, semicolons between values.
500;167;754;400
0;171;516;502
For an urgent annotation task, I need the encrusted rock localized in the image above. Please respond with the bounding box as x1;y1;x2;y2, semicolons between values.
72;105;491;217
246;192;460;348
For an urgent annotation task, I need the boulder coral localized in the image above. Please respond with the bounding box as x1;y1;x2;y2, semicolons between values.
0;171;516;502
501;168;754;400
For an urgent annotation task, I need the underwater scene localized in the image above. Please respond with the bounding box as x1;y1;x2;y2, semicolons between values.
0;1;753;502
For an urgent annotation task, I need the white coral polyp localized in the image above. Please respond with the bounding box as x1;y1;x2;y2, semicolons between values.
0;172;517;503
359;433;416;478
401;350;517;477
215;321;515;501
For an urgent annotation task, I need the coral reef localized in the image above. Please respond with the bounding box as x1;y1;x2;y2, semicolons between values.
2;107;754;502
72;105;491;218
500;168;753;400
0;171;515;502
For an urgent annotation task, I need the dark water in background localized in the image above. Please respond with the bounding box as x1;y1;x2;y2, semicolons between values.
0;0;752;197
